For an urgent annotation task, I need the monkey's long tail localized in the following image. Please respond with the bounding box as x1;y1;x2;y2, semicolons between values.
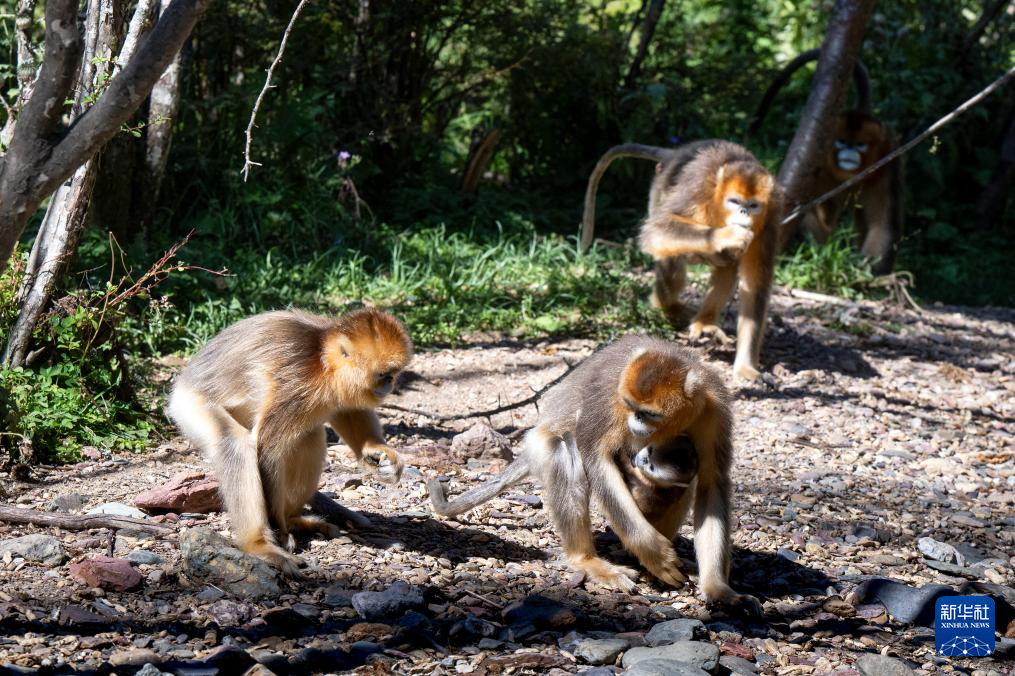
580;143;676;253
426;459;530;517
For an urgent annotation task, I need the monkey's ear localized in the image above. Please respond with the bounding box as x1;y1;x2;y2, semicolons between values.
759;173;775;196
684;369;703;397
335;334;354;358
716;166;726;183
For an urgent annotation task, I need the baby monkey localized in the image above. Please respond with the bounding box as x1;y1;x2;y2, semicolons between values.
428;336;758;612
168;308;412;574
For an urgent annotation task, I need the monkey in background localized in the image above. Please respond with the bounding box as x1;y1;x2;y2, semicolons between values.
746;48;903;274
168;308;412;574
581;140;783;382
428;336;759;613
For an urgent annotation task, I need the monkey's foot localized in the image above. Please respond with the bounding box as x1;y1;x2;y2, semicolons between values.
570;556;639;592
688;321;730;343
289;515;344;539
732;360;761;382
243;539;305;577
703;585;764;617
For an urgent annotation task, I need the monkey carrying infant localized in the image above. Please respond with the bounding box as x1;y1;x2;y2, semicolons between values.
428;335;759;613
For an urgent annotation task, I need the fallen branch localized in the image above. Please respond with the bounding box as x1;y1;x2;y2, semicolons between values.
241;0;312;181
382;359;577;422
773;285;859;307
0;505;174;535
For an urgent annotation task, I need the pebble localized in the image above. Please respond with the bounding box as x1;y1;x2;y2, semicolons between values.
0;534;66;566
853;578;952;626
127;550;165;566
180;528;280;598
856;654;915;676
621;641;719;671
573;638;629;665
622;658;709;676
109;648;161;666
85;502;148;519
48;492;88;512
644;618;706;646
351;581;424;620
918;536;962;564
719;655;758;675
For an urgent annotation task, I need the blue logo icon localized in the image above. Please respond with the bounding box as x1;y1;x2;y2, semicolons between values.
935;596;995;656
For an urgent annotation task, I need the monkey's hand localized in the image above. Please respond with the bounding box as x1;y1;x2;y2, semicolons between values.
705;588;764;618
688;321;731;344
712;225;753;255
360;444;404;484
639;539;688;588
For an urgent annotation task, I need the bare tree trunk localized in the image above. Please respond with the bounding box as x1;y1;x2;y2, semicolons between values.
975;111;1015;229
0;0;211;277
140;0;185;233
624;0;665;89
776;0;876;250
2;0;160;368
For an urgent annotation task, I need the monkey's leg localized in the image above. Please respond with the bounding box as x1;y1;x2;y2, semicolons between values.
536;432;638;592
857;176;896;274
169;385;302;575
267;425;341;549
650;257;688;323
689;265;737;342
732;243;773;382
330;410;403;483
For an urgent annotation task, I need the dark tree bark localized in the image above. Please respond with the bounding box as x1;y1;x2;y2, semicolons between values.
975;111;1015;229
624;0;666;89
776;0;876;250
0;0;211;276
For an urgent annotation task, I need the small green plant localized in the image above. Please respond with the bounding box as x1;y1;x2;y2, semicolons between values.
776;227;877;300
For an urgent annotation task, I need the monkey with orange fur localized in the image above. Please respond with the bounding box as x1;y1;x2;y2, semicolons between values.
168;308;412;574
428;336;760;613
581;140;782;382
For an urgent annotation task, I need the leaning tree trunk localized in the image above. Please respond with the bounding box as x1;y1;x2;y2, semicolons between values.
775;0;876;250
2;0;159;368
0;0;210;277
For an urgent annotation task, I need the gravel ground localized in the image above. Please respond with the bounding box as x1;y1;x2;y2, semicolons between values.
0;289;1012;675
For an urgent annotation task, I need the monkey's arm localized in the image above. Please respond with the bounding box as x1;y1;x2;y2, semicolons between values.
330;410;403;483
587;445;687;587
640;215;752;260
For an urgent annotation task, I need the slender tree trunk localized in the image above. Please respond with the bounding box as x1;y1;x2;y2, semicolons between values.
776;0;876;250
140;0;185;233
624;0;665;89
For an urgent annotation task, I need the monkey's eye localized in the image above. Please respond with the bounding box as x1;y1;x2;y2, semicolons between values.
744;200;761;213
856;143;868;152
835;140;847;149
634;410;661;422
725;197;743;208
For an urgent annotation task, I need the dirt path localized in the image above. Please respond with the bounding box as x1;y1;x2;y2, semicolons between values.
1;290;1013;675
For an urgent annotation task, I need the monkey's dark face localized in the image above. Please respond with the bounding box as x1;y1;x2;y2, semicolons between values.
830;112;884;179
372;369;399;399
833;139;866;172
633;435;698;487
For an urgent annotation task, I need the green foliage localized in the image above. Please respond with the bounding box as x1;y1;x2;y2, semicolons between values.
776;228;877;300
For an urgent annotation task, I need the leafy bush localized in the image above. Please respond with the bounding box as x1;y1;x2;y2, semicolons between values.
776;227;877;300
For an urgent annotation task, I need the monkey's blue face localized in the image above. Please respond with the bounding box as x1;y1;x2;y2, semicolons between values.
834;139;867;172
724;195;763;229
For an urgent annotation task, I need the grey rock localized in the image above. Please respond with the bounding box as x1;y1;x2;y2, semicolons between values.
0;534;66;566
109;648;161;667
450;422;513;462
924;560;978;579
127;550;164;566
645;618;706;646
776;547;801;563
918;536;961;564
850;525;878;540
180;529;280;599
856;654;914;676
622;641;719;672
135;665;169;676
351;581;424;620
48;493;87;513
719;655;758;675
195;587;225;603
574;638;629;665
506;494;543;508
579;668;617;676
853;578;952;626
950;513;988;527
954;543;986;564
205;599;257;626
478;638;504;650
322;586;356;607
86;502;148;519
623;658;709;676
